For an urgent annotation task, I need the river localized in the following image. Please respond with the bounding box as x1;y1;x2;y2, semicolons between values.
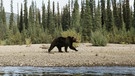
0;66;135;76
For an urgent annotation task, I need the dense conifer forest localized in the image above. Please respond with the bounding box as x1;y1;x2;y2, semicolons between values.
0;0;135;45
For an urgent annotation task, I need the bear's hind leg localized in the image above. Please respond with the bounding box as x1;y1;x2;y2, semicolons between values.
48;44;55;53
65;46;68;52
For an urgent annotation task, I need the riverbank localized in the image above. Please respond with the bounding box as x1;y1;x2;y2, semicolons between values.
0;43;135;67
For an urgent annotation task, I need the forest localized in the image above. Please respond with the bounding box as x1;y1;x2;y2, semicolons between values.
0;0;135;45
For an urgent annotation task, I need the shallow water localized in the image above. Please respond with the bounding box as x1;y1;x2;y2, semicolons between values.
0;66;135;76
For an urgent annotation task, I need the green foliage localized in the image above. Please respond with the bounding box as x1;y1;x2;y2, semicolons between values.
25;38;31;46
91;30;108;46
40;30;53;43
7;31;22;45
61;29;81;43
107;27;135;44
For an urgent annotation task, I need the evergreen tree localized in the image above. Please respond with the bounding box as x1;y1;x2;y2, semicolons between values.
82;0;92;41
90;0;95;31
94;0;102;31
72;0;80;32
36;9;41;25
47;0;55;34
106;0;113;32
42;1;46;31
24;0;28;29
0;0;7;40
101;0;106;28
9;0;14;30
133;0;135;28
80;0;85;28
125;0;131;30
118;0;124;30
2;7;6;26
17;3;20;30
57;2;61;28
61;4;70;31
19;4;23;33
52;1;55;16
123;0;131;31
47;0;51;29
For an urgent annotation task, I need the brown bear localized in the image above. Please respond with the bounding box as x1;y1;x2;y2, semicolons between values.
48;36;78;53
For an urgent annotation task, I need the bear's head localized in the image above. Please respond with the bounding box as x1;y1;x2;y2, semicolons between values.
67;36;77;42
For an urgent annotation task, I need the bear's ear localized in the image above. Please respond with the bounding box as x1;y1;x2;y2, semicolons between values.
71;37;74;39
72;37;77;42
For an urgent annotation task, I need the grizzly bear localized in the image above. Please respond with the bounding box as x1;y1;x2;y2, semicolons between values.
48;36;78;53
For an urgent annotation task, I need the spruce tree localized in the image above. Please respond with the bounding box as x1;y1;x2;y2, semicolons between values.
47;0;55;34
57;2;61;28
125;0;131;30
133;0;135;29
17;3;20;30
19;4;23;33
0;0;7;40
118;0;124;30
72;0;80;32
82;0;92;41
24;0;28;29
94;0;102;31
42;1;46;31
123;0;131;31
61;4;70;31
106;0;113;32
101;0;106;28
9;0;14;30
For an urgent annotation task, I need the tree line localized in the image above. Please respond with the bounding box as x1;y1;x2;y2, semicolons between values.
0;0;135;45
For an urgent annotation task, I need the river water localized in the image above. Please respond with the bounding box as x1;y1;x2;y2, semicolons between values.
0;66;135;76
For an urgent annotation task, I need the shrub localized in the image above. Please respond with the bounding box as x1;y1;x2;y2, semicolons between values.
91;31;108;46
25;38;32;46
61;29;81;42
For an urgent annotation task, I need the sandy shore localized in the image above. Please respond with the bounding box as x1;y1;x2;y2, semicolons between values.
0;43;135;67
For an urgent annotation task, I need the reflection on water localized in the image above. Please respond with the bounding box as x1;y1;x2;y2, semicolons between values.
0;67;135;76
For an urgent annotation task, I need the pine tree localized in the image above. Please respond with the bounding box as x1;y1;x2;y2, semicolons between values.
133;0;135;29
42;1;46;31
118;0;124;30
94;0;102;31
57;2;61;28
90;0;95;31
80;0;85;28
17;3;20;30
112;0;121;30
0;0;7;40
82;0;92;41
9;0;14;30
47;0;55;34
36;9;41;25
61;4;70;31
72;0;80;32
19;4;23;33
106;0;113;32
101;0;106;28
24;0;28;29
123;0;131;31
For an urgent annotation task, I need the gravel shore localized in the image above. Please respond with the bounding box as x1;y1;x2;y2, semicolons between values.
0;43;135;67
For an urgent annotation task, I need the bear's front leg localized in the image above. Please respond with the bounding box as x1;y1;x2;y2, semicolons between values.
57;46;63;52
69;46;78;51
